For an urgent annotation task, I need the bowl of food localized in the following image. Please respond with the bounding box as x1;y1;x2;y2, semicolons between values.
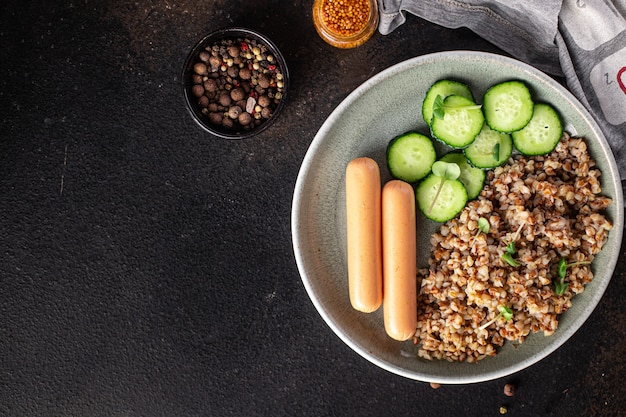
291;51;623;384
182;28;289;139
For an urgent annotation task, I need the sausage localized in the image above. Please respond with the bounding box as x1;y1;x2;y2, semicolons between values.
382;180;417;341
345;157;383;313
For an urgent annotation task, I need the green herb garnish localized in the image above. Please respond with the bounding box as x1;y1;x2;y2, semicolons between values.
554;258;591;295
505;241;516;254
479;305;514;330
501;252;520;267
471;217;490;249
433;94;483;120
493;142;501;162
500;221;526;267
478;217;490;234
427;161;461;215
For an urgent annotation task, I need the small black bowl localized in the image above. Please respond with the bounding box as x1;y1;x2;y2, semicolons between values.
182;28;289;139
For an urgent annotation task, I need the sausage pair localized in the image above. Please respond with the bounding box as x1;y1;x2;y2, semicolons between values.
345;157;417;341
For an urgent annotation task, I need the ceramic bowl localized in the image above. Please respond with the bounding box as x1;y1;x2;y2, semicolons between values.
182;28;289;139
291;51;623;384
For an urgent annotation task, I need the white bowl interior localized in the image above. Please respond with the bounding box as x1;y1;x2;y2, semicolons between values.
292;51;623;384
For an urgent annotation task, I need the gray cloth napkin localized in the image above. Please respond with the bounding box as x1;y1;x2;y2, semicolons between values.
379;0;626;198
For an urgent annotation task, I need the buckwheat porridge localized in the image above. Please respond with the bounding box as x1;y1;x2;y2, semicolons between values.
414;132;613;362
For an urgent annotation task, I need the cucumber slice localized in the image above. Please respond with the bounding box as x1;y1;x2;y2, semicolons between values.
464;123;513;168
416;173;468;223
511;103;563;156
439;152;485;200
430;95;484;148
422;79;474;126
386;132;437;183
483;81;534;132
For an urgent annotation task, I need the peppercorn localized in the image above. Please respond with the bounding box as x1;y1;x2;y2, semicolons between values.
227;65;239;78
504;383;515;397
208;112;222;125
232;100;242;111
193;62;208;76
230;87;245;102
208;55;221;70
261;107;272;119
198;95;209;108
222;117;233;128
198;51;210;62
227;106;243;120
239;68;252;80
238;112;252;126
191;84;204;98
257;73;270;89
258;95;271;107
226;45;239;58
204;79;218;93
218;91;231;107
429;382;441;389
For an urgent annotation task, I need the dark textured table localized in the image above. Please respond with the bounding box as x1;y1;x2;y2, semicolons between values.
2;1;625;416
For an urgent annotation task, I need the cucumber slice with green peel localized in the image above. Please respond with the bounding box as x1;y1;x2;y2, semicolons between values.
511;103;563;156
439;152;486;200
416;173;468;223
430;95;484;148
422;79;474;126
483;81;534;132
386;132;437;183
464;123;514;168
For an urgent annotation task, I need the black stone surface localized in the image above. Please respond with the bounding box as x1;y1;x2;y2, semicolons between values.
1;1;625;416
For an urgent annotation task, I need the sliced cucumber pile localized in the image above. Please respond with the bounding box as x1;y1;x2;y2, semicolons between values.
384;78;564;223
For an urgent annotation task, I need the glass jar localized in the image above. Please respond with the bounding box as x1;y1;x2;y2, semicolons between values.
312;0;379;49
